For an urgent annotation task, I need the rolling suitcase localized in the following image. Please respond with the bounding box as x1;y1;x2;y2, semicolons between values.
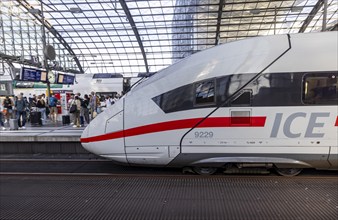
30;111;42;126
62;115;70;125
9;119;19;130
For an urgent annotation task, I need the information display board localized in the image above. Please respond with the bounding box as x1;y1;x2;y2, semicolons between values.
20;67;47;82
56;73;75;85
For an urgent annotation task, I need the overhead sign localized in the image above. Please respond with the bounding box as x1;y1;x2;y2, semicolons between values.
20;67;47;82
15;81;35;88
14;81;62;88
57;73;75;85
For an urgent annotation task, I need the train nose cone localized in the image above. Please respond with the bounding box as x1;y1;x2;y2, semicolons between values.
80;100;127;164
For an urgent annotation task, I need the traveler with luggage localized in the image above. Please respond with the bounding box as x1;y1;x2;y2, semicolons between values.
70;95;82;128
14;94;27;129
29;94;37;109
36;95;47;125
2;96;13;123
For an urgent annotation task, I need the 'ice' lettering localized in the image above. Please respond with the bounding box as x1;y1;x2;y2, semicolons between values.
270;112;329;138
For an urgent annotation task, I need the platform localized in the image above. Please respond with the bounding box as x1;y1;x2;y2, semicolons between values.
0;122;83;142
0;120;87;154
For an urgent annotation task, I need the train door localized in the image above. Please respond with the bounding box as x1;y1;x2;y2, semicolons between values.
180;89;257;155
102;100;126;159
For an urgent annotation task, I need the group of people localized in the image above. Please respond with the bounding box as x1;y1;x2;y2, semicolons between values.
0;93;60;130
67;91;120;128
0;91;121;130
1;94;31;130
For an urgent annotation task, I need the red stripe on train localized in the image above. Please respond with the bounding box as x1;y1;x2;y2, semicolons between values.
80;116;266;143
335;116;338;126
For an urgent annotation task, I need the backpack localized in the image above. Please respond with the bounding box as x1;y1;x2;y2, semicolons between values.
49;97;57;107
109;98;115;105
36;99;45;108
69;100;77;113
3;98;12;109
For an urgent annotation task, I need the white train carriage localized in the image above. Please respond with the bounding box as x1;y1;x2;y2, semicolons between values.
70;73;124;96
81;32;338;176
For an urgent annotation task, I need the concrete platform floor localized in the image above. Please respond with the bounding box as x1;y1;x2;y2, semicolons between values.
0;119;84;142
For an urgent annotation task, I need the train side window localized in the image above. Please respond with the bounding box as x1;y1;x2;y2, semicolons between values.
303;73;337;105
230;90;252;106
195;79;215;105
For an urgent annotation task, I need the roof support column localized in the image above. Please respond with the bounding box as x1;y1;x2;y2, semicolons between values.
299;0;323;33
322;0;327;31
17;0;84;73
215;0;225;45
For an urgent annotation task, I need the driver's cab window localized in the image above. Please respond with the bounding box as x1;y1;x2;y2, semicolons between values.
195;79;215;105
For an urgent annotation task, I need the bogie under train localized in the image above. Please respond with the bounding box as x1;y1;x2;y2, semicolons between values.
81;32;338;176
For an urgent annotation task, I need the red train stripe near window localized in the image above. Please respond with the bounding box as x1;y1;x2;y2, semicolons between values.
80;116;266;143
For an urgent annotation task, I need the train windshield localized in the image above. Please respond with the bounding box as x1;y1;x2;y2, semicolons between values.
130;72;157;91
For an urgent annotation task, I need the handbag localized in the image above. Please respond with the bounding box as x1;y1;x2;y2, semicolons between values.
92;111;97;118
69;104;77;113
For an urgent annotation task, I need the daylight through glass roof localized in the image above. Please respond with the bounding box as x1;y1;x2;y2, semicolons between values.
1;0;337;77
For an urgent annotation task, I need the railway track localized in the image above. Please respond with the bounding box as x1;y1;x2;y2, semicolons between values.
1;158;337;220
1;158;337;178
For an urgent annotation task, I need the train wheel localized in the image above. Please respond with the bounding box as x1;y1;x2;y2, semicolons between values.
275;167;303;177
193;167;217;175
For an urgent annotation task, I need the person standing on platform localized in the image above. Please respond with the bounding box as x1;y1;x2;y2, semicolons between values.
113;93;119;103
68;93;75;124
76;93;85;126
82;94;90;125
96;94;102;114
41;93;49;119
105;95;114;108
36;95;46;125
0;105;5;130
71;95;82;128
88;94;93;118
29;94;37;108
23;96;29;108
13;96;18;118
15;94;27;129
89;91;97;119
2;96;13;123
49;94;59;122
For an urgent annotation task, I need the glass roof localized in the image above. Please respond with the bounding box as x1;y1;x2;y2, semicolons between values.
1;0;337;77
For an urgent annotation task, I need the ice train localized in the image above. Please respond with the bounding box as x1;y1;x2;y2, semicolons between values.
81;32;338;176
